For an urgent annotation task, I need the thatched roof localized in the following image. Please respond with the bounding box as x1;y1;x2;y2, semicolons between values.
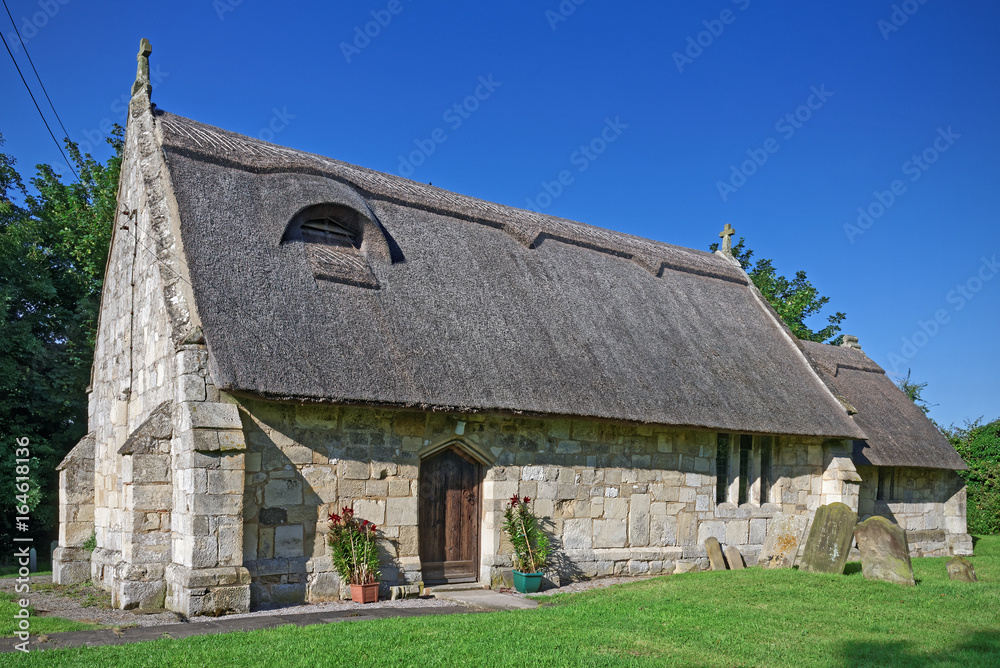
801;341;966;469
154;110;864;439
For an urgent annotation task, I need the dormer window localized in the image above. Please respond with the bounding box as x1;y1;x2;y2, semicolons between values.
283;203;378;289
300;216;358;247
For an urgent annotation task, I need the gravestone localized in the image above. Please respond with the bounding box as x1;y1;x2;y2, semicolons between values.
705;537;727;571
799;502;857;575
723;545;745;570
758;514;809;569
946;556;977;583
854;516;914;585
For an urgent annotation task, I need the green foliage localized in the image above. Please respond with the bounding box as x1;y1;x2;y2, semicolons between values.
0;129;122;556
948;418;1000;535
501;495;549;573
83;532;96;553
711;236;846;343
326;506;381;585
896;368;933;415
5;536;999;667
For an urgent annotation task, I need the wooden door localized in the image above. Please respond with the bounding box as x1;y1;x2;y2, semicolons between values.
419;448;481;584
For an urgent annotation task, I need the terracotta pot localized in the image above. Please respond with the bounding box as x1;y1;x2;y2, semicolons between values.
350;582;379;604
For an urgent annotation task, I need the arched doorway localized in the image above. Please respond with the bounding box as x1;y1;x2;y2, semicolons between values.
418;446;482;584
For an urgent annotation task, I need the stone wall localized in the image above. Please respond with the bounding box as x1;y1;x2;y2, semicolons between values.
236;399;858;600
52;433;95;585
88;94;179;596
857;465;972;556
78;84;212;612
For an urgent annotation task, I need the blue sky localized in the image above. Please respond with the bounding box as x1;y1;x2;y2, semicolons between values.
2;0;997;429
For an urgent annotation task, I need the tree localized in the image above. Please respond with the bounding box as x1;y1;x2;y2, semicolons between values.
946;417;1000;535
896;369;933;415
710;236;846;343
0;129;122;557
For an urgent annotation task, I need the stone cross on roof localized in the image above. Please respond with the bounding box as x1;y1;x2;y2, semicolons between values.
719;223;735;253
131;38;152;98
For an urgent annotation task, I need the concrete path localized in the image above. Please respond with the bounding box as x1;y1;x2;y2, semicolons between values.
2;604;469;654
430;589;538;610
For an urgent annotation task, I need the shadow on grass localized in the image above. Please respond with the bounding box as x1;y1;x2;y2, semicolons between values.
839;630;1000;667
843;562;862;576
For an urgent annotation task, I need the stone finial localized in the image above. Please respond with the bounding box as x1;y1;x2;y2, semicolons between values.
840;335;862;350
131;38;153;98
719;223;735;253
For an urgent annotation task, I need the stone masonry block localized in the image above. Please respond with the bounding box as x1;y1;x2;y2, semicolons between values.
208;469;244;495
177;374;207;403
341;460;370;480
604;498;628;520
180;429;221;452
180;401;242;431
130;484;172;511
132;454;171;483
264;479;303;506
563;518;593;549
353;499;386;525
726;520;750;546
593;519;627;548
218;430;247;451
274;524;305;558
629;494;650;547
697;520;727;545
176;349;207;376
749;518;767;544
191;493;242;516
385;497;418;526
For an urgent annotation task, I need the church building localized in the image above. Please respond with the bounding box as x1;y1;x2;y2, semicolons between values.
52;42;970;616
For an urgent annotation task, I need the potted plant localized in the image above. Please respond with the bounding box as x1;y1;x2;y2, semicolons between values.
502;495;550;593
328;506;381;603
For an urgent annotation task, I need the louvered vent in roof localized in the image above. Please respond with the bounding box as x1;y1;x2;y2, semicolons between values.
300;217;358;247
283;203;379;289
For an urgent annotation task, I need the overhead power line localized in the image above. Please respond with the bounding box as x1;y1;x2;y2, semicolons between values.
3;0;72;142
0;6;79;182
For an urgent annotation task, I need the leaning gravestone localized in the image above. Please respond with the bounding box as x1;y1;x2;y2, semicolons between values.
723;545;745;570
705;537;727;571
946;556;977;582
758;513;809;569
799;502;858;575
854;516;915;585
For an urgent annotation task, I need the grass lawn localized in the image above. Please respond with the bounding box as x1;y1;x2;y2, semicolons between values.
5;536;998;667
0;592;102;637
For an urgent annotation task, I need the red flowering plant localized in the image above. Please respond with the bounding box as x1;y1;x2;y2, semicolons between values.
327;506;381;585
501;495;550;574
